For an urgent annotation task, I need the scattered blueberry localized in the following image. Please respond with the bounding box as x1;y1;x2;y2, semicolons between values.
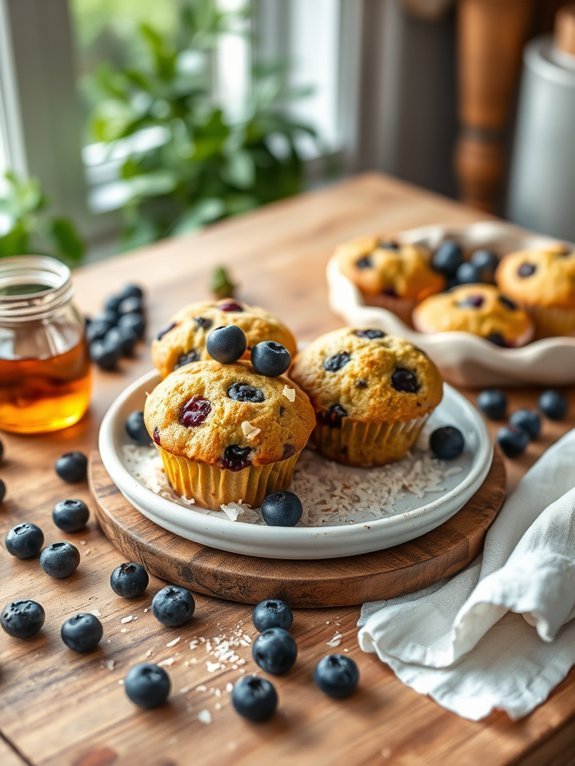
151;585;195;628
232;676;278;722
261;491;303;527
354;329;385;339
1;600;45;639
455;262;481;285
117;312;146;339
179;396;212;427
206;325;247;364
497;426;529;458
86;320;110;344
125;411;152;445
116;326;139;356
61;613;103;653
323;352;351;372
431;240;463;277
314;654;360;698
219;444;252;471
90;339;121;371
509;409;541;440
55;451;88;483
104;294;123;314
471;249;499;282
252;627;297;675
117;296;143;316
252;599;293;632
120;284;144;301
391;368;419;393
40;542;80;579
0;478;5;503
110;562;149;599
52;499;90;533
429;426;465;460
251;341;291;377
477;389;507;420
227;383;265;403
517;263;536;278
539;390;568;421
125;663;171;709
5;523;44;559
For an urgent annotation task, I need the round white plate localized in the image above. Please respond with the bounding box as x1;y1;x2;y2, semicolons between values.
98;371;492;560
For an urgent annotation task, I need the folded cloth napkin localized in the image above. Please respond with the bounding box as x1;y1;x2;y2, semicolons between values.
358;429;575;721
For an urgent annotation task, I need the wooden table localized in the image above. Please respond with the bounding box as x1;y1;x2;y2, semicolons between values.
1;173;574;766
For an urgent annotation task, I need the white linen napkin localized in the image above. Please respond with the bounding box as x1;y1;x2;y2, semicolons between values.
358;429;575;721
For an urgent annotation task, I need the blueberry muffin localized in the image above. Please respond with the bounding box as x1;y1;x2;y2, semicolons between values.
152;299;297;378
495;244;575;338
144;361;315;508
290;328;443;466
412;284;533;347
336;235;446;324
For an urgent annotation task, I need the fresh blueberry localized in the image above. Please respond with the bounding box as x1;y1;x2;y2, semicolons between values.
252;627;297;675
90;337;122;371
261;491;303;527
86;320;111;344
206;325;247;364
110;562;149;599
117;296;144;316
509;409;541;440
120;283;144;301
218;444;252;471
55;451;88;483
5;523;44;558
317;404;348;428
454;262;482;285
125;411;152;445
175;350;199;368
40;542;80;578
391;368;419;393
539;390;568;421
323;352;351;372
125;663;171;709
252;599;293;632
251;341;291;377
431;240;464;277
118;312;146;339
179;396;212;427
477;389;507;420
227;383;265;403
151;585;195;627
231;675;278;722
61;613;103;653
0;478;5;503
116;326;139;356
471;249;499;282
52;499;90;533
429;426;465;460
104;294;123;314
497;426;529;458
314;654;360;698
1;600;45;639
93;312;117;330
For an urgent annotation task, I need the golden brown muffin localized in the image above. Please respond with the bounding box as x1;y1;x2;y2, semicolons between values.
144;360;315;508
495;244;575;337
151;299;297;378
412;284;533;347
336;235;446;324
290;328;443;466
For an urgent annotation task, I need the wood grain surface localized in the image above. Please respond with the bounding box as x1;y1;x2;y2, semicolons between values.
1;174;575;766
89;451;506;608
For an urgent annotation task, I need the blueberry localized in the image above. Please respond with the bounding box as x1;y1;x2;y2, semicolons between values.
104;294;123;314
231;675;278;722
314;654;360;698
252;627;297;675
219;301;244;312
124;663;171;709
117;296;143;316
355;255;373;269
125;411;152;445
218;444;252;471
497;426;529;458
52;499;90;533
471;249;499;282
227;383;265;402
252;599;293;632
151;585;195;627
0;478;5;503
61;613;103;653
477;389;507;420
455;262;482;285
429;426;465;460
179;396;212;427
110;562;149;599
156;321;177;341
353;329;385;339
175;350;199;368
118;312;146;339
261;491;303;527
457;294;485;309
431;240;464;277
517;262;536;278
378;240;400;250
323;352;351;372
86;320;111;344
90;339;121;371
5;523;44;558
317;404;348;428
116;326;139;356
391;368;419;393
251;341;291;377
509;409;541;440
498;295;517;311
539;390;568;421
1;600;45;639
194;316;213;330
55;451;88;483
120;283;144;300
40;541;80;578
206;325;247;364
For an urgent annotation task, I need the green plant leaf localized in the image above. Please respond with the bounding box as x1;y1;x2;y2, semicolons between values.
171;197;225;234
49;218;86;264
0;220;30;257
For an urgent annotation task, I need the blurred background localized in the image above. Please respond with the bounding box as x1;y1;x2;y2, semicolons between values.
0;0;574;265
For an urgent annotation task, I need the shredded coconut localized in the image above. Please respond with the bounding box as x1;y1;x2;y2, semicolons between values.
198;709;212;725
158;657;176;667
241;421;261;441
327;632;343;647
166;636;181;648
120;615;134;624
282;385;296;402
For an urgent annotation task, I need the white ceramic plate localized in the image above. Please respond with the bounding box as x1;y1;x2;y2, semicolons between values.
327;220;575;387
98;370;493;560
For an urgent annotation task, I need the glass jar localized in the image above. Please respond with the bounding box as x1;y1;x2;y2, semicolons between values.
0;255;92;433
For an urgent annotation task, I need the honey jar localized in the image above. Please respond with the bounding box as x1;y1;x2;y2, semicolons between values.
0;256;92;433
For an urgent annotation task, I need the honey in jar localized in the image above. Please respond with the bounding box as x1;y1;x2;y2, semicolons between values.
0;256;92;433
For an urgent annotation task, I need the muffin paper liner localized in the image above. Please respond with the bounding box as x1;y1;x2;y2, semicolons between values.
157;449;301;509
527;306;575;339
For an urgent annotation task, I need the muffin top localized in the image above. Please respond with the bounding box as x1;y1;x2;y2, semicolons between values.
412;284;533;347
151;299;297;378
495;244;575;308
336;235;445;301
290;328;443;423
144;361;315;468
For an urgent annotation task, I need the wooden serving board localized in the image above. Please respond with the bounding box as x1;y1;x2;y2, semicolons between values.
89;450;506;608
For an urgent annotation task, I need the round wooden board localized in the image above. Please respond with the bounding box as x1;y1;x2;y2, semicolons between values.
89;450;506;608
